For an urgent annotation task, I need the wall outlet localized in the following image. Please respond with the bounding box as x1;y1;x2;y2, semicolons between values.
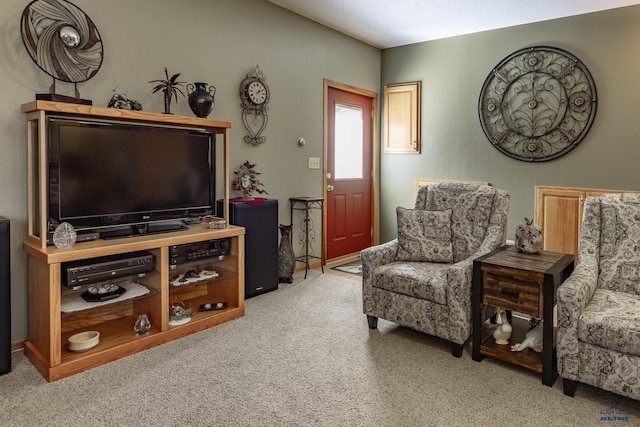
308;157;320;169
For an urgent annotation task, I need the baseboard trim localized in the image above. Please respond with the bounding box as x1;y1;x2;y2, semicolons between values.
12;339;25;352
294;260;321;272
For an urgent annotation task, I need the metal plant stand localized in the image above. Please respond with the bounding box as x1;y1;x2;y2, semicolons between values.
290;197;324;279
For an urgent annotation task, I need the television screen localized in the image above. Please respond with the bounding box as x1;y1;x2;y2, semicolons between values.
48;116;215;234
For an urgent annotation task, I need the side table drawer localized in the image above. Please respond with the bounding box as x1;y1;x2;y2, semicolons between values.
483;272;541;316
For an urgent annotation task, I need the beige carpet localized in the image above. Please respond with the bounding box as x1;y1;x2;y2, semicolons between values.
2;270;639;426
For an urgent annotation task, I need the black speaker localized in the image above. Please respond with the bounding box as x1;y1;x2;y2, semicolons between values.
219;200;278;298
0;217;10;375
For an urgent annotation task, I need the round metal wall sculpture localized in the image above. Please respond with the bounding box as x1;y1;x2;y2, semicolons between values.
21;0;103;99
478;46;597;162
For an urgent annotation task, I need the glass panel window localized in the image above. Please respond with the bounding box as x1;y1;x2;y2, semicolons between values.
335;104;363;179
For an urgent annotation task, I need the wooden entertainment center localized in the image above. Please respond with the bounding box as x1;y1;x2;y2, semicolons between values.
21;101;245;381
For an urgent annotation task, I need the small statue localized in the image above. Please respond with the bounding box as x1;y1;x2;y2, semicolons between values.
515;217;542;254
168;301;194;327
108;89;142;110
511;321;544;353
134;313;151;335
492;308;512;345
278;224;295;283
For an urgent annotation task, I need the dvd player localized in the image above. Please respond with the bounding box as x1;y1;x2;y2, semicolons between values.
63;251;153;289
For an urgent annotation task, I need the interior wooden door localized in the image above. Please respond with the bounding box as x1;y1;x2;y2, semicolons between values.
326;86;373;260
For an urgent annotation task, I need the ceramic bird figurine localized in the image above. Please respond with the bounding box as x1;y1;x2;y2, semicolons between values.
492;309;512;345
511;321;544;352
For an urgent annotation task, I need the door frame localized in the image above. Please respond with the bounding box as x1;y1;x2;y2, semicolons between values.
323;79;379;263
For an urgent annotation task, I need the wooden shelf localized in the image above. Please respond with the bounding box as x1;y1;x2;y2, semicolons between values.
22;103;245;381
478;316;555;374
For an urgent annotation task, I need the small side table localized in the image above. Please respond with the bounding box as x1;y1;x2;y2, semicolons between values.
290;197;324;279
472;245;574;386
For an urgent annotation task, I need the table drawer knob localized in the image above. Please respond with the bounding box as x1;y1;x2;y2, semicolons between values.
500;288;520;298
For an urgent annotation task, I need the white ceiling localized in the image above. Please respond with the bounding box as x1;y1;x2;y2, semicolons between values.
268;0;640;48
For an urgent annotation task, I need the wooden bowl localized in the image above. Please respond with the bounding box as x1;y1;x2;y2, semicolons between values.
68;331;100;352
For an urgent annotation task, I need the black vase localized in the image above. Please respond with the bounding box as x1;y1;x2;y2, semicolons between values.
187;82;216;118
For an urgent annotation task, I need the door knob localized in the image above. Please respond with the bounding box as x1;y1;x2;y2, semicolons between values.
327;185;334;192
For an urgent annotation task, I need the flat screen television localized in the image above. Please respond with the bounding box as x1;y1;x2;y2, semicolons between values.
47;116;216;241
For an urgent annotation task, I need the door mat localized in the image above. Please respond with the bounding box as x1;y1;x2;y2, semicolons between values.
331;259;362;276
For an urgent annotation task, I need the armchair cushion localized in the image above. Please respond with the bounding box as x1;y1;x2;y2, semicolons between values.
373;262;450;304
395;207;453;263
415;183;496;262
578;289;640;357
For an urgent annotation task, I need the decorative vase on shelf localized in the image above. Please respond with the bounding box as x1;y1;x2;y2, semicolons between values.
278;224;295;283
187;82;216;118
134;313;151;335
515;217;543;254
52;222;76;249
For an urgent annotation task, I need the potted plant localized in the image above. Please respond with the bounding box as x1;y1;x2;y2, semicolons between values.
149;67;185;114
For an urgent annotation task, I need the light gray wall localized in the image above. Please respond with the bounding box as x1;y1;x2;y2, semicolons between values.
1;0;380;341
379;6;640;242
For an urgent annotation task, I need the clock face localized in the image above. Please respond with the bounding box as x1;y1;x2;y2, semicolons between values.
246;80;268;106
240;174;250;189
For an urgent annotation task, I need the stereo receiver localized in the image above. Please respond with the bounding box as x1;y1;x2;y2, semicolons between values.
170;238;231;267
63;251;153;289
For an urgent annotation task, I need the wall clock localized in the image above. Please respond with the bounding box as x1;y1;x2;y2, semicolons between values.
240;65;270;146
232;161;268;199
478;46;597;162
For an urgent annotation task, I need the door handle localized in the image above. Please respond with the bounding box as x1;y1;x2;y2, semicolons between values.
327;185;334;192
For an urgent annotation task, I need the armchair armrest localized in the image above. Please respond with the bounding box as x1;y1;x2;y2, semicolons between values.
556;261;599;378
361;239;398;313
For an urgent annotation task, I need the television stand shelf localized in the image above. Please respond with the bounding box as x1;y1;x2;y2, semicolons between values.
23;224;245;382
21;102;243;381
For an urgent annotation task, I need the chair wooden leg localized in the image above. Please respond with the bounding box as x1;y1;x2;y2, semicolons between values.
367;315;378;329
563;378;578;397
451;342;463;358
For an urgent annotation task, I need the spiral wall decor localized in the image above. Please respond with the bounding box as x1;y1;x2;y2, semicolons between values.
21;0;103;100
478;46;597;162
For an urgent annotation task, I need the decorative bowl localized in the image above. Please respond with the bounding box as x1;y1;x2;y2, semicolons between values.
68;331;100;352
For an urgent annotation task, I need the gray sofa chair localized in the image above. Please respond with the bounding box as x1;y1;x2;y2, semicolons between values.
361;182;510;356
557;193;640;399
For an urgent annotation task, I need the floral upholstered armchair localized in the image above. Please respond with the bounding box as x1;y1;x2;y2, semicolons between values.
361;182;510;357
557;193;640;399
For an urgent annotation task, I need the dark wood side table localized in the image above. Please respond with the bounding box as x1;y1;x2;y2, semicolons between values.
472;245;574;386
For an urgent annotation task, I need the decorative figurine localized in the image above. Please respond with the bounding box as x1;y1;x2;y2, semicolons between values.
169;301;194;327
515;217;543;254
278;224;295;283
511;321;544;353
108;89;142;111
492;308;512;345
52;222;77;249
149;67;185;114
134;313;151;335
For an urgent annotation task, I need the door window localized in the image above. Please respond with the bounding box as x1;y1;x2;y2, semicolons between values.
334;104;363;180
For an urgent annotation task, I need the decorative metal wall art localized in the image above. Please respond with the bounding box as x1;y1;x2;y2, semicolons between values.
21;0;103;104
240;65;270;146
478;46;597;162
